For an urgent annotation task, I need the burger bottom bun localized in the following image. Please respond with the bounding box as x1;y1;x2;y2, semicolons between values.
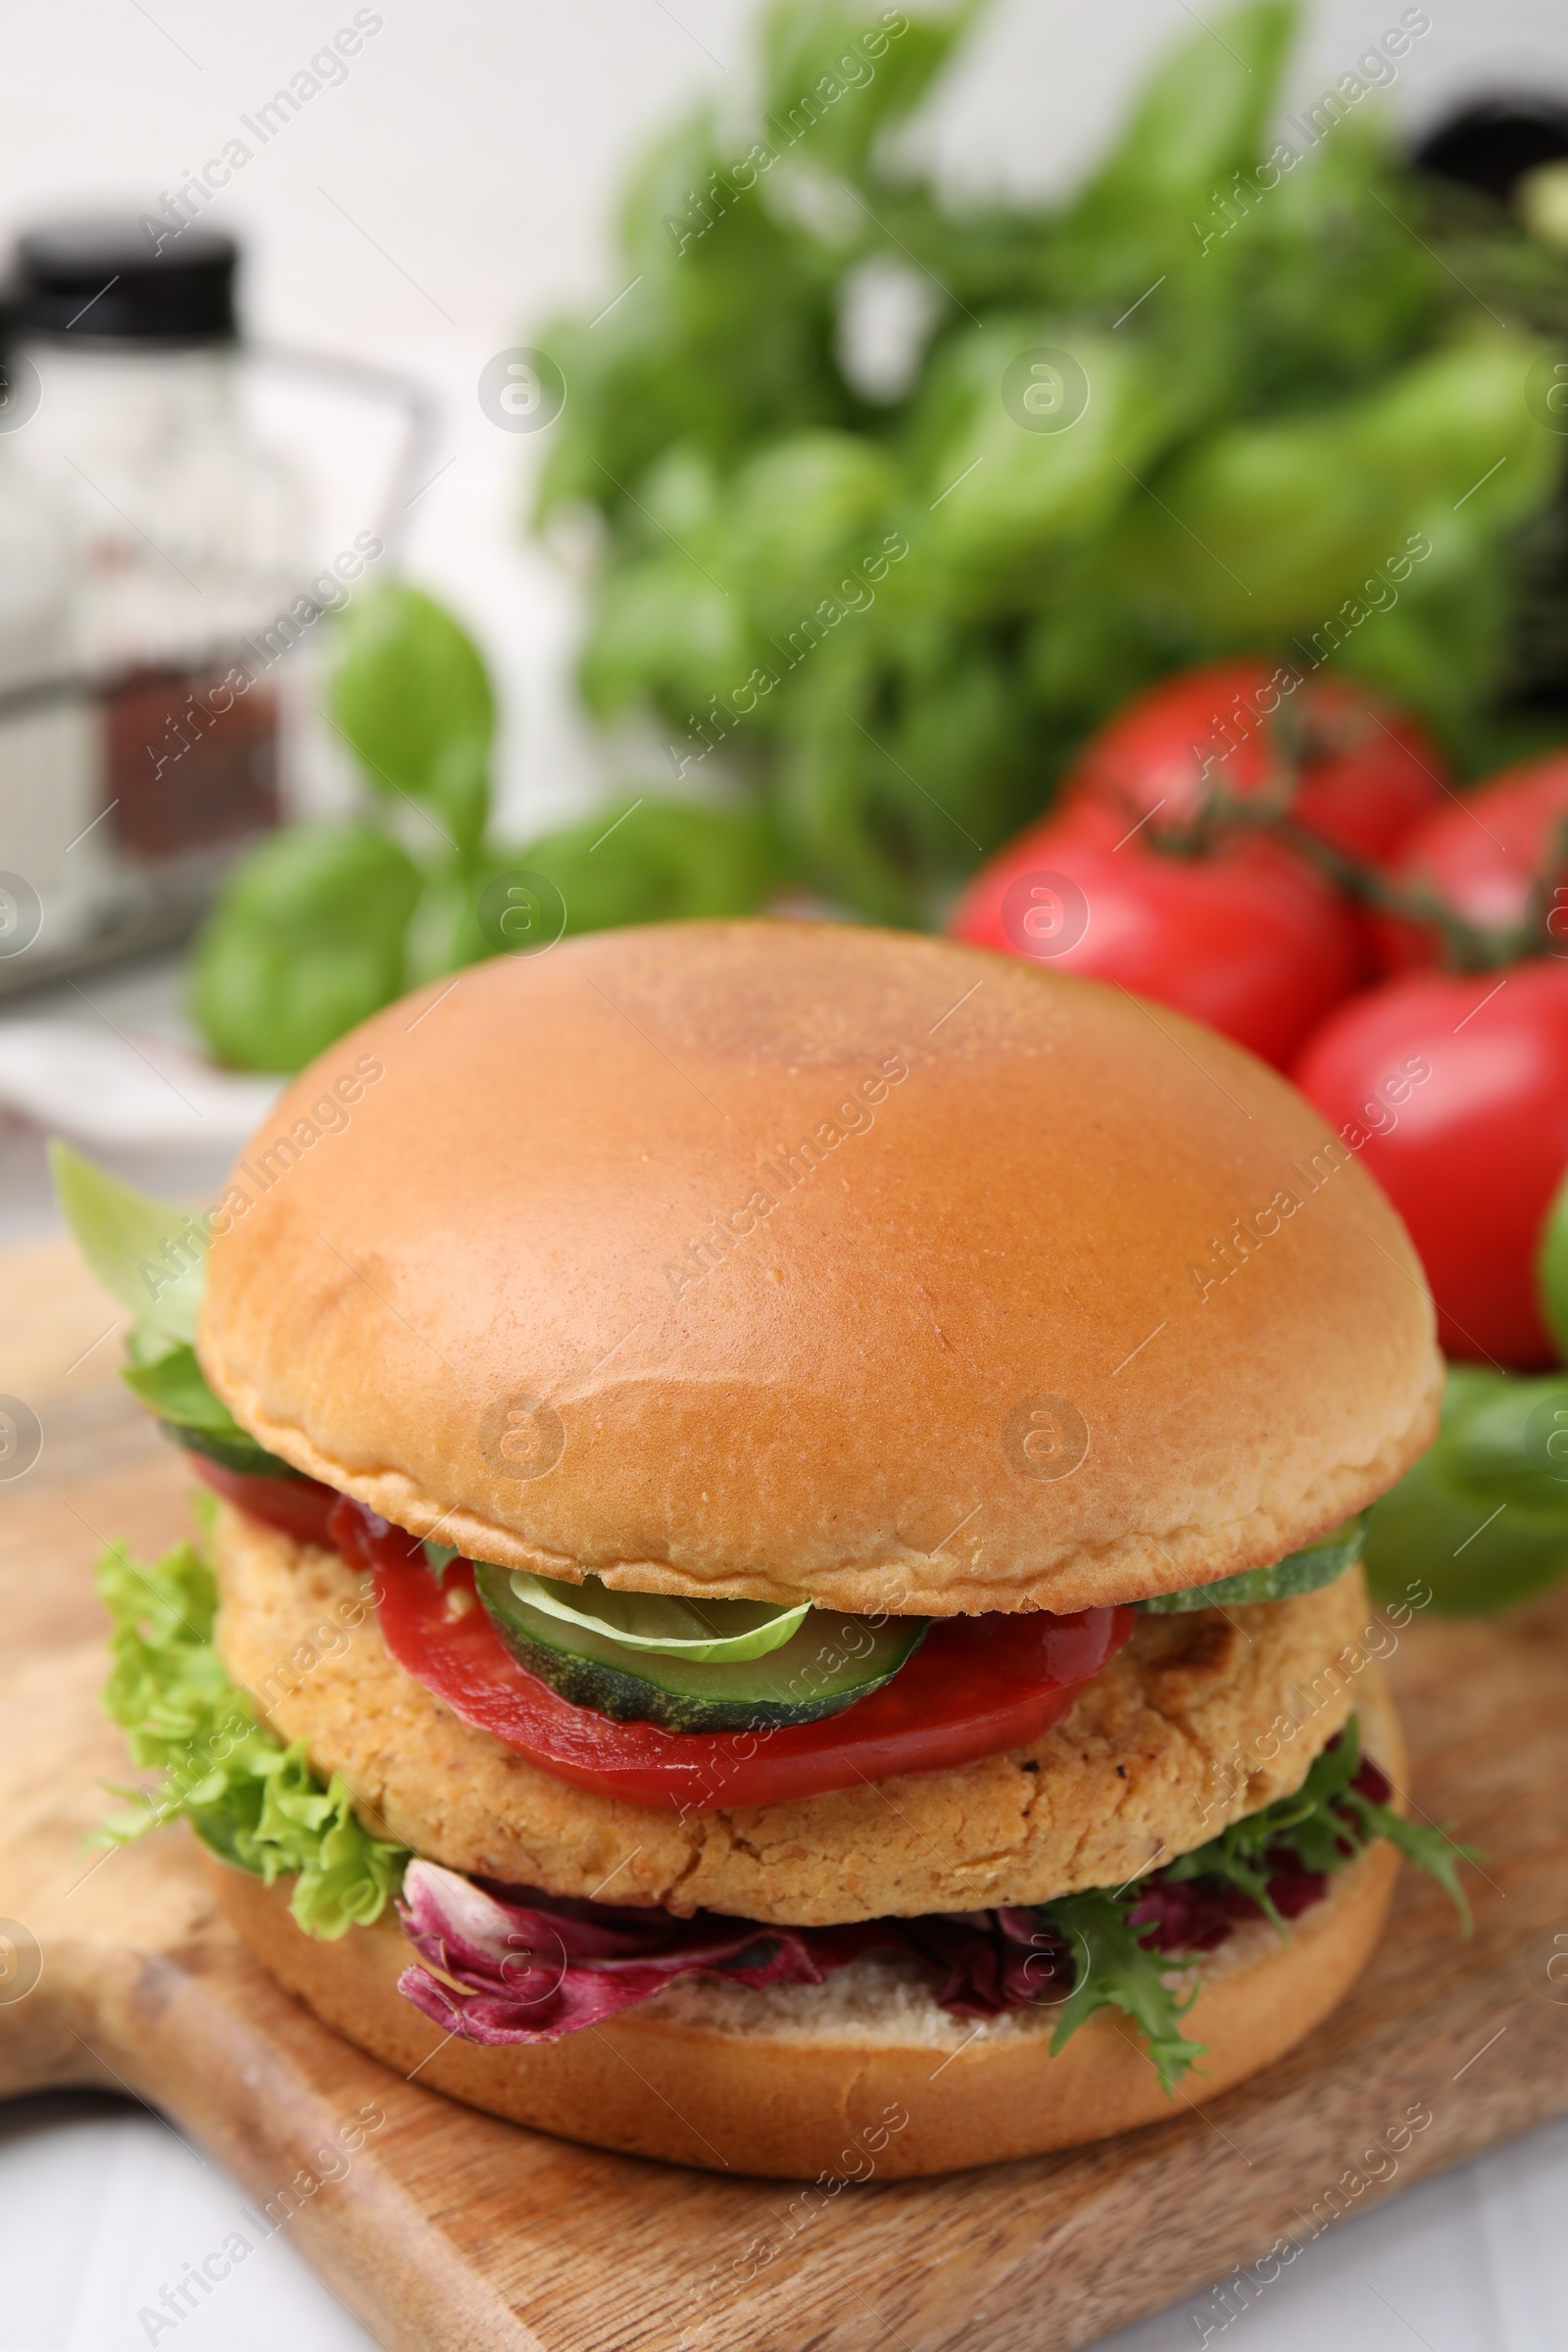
208;1833;1399;2180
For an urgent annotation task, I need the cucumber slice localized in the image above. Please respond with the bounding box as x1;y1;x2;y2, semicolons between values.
506;1570;808;1662
1139;1513;1368;1614
160;1421;304;1480
474;1564;928;1732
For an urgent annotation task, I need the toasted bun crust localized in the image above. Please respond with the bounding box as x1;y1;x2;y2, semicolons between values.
209;1833;1399;2180
214;1500;1384;1926
200;921;1440;1612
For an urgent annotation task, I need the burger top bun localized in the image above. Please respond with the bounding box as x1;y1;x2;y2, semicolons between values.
199;920;1441;1615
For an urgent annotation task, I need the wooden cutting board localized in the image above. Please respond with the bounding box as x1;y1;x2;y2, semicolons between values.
4;1233;1568;2352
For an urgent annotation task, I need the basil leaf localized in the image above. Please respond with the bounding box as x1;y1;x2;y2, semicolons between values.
1364;1365;1568;1613
1069;0;1294;224
190;822;421;1074
1139;1512;1367;1614
1538;1162;1568;1365
530;799;787;936
759;1;978;183
50;1142;207;1343
506;1570;809;1663
331;584;494;861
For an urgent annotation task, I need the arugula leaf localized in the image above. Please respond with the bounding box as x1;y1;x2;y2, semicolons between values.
1041;1714;1482;2084
49;1143;207;1343
1161;1714;1481;1928
97;1529;408;1937
1337;1780;1482;1937
1043;1889;1207;2090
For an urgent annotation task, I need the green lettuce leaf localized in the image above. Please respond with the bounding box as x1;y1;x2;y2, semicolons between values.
508;1569;809;1661
120;1344;248;1437
115;1344;297;1477
96;1522;408;1937
50;1142;208;1343
51;1147;301;1478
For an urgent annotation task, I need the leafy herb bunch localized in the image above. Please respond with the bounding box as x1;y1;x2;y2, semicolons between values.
533;0;1568;924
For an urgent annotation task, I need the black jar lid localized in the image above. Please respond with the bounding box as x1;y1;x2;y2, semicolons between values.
15;218;238;344
1413;97;1568;204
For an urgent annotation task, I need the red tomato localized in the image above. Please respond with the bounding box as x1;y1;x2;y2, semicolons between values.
1067;659;1447;860
950;798;1362;1068
1292;960;1568;1366
1375;753;1568;972
332;1500;1133;1813
188;1453;338;1548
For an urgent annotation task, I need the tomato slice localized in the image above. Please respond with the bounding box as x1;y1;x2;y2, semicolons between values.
188;1454;340;1549
331;1499;1133;1812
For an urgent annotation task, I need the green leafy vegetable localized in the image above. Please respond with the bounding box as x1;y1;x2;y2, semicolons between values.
538;0;1567;917
96;1526;408;1937
331;584;496;861
1365;1363;1568;1612
51;1146;303;1475
119;1344;239;1435
97;1527;1480;2084
1042;1889;1208;2088
508;1570;809;1662
191;583;795;1069
1040;1712;1480;2084
182;0;1568;1067
191;823;422;1074
1140;1513;1367;1614
514;799;787;935
1066;0;1294;231
1159;1712;1480;1933
1538;1162;1568;1364
49;1142;207;1343
119;1345;297;1477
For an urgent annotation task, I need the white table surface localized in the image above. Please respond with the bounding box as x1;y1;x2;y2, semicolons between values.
5;1;1568;2344
2;2092;1567;2352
